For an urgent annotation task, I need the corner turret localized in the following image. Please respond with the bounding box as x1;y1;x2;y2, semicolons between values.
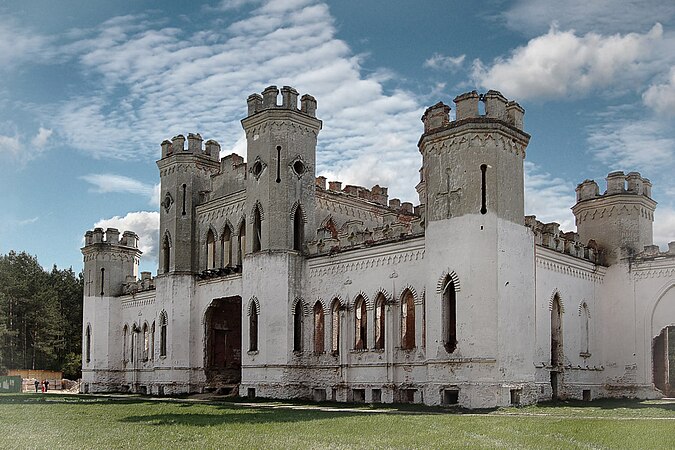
572;171;656;264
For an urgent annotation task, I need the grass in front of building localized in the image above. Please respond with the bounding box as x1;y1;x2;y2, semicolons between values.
1;394;674;449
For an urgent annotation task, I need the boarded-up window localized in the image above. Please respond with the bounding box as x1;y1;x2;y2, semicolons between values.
314;302;325;354
401;290;416;349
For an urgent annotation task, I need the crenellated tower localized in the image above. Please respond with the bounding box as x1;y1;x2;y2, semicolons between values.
240;86;322;253
572;171;657;264
156;133;221;273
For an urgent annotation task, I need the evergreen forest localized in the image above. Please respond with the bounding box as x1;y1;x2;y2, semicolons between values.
0;251;83;379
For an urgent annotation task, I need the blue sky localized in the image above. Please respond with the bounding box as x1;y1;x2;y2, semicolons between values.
1;0;674;274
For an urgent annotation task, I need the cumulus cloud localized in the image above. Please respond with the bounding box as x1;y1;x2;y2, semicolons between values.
643;67;675;115
472;24;663;100
502;0;675;36
52;0;424;201
31;127;52;148
424;53;465;71
524;161;576;231
94;211;160;264
81;173;159;206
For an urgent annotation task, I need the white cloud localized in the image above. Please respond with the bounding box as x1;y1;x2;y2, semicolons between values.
524;161;576;231
31;127;52;149
502;0;675;36
654;206;675;248
0;133;21;157
81;173;159;206
94;211;160;264
472;24;663;100
423;53;465;71
0;21;52;69
53;0;426;201
643;66;675;115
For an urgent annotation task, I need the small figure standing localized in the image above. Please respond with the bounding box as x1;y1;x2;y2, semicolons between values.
44;380;49;392
34;379;39;393
41;380;45;393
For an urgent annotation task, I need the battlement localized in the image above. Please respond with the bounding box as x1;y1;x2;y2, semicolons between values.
160;133;221;161
635;242;675;261
83;228;140;249
122;271;155;295
246;85;317;117
525;216;600;264
576;171;653;202
317;176;417;214
421;90;525;134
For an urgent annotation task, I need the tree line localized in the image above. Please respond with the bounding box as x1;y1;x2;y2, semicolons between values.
0;251;83;379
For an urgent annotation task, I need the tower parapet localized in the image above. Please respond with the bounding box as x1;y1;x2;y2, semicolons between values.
160;133;220;161
246;85;318;118
82;228;142;297
572;171;656;264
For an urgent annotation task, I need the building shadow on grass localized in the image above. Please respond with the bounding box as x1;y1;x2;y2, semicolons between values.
536;398;675;413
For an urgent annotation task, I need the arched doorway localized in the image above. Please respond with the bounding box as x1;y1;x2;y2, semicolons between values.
653;326;674;397
204;296;242;388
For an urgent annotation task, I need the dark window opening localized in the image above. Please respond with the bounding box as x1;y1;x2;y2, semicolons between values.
253;207;262;252
480;164;487;215
372;388;382;403
374;295;385;350
85;325;91;363
293;302;303;352
206;229;216;269
401;290;416;350
248;388;256;399
293;160;305;176
443;389;459;405
159;312;168;357
583;389;591;401
331;300;340;354
352;388;365;403
314;302;325;354
238;221;246;264
443;278;457;353
249;303;258;352
182;184;187;216
293;206;304;251
354;297;367;350
162;235;171;273
510;389;521;406
100;268;105;296
252;161;263;177
276;146;281;183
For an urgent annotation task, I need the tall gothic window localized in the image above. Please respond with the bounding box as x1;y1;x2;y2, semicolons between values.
401;290;416;350
142;323;149;361
162;234;171;273
293;302;303;352
293;206;304;251
580;303;590;356
374;294;386;350
253;207;262;252
159;311;168;357
331;299;341;354
238;221;246;265
150;322;155;360
314;302;325;354
85;324;91;363
206;229;216;269
249;302;259;352
443;277;457;353
354;296;367;350
221;227;232;267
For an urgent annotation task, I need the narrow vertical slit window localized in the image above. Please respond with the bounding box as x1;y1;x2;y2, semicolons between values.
182;184;187;215
238;221;246;264
374;295;385;350
331;300;340;354
85;325;91;363
123;325;128;363
100;268;105;296
276;146;282;183
162;234;171;273
159;312;167;357
249;303;258;352
293;302;303;352
314;302;325;354
293;206;304;251
480;164;487;215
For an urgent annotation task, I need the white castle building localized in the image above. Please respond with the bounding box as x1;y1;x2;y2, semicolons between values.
81;86;675;408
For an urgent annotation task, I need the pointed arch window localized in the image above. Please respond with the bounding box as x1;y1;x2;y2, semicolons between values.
238;221;246;265
354;296;367;350
249;302;259;352
221;227;232;267
143;323;149;361
374;295;386;350
159;312;168;358
401;290;416;350
162;234;171;273
253;207;262;252
85;324;91;363
442;278;457;353
150;322;155;360
331;299;341;354
293;206;304;251
580;303;590;356
551;295;563;367
293;302;303;352
123;325;129;363
206;229;216;269
130;325;136;363
314;302;325;354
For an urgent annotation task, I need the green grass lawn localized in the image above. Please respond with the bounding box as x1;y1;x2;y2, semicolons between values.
1;394;674;449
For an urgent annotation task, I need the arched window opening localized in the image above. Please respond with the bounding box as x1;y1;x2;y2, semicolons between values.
293;302;303;352
354;297;367;350
401;290;416;350
162;234;171;273
85;325;91;363
238;221;246;265
374;295;386;350
130;326;135;363
143;323;149;361
331;299;340;354
150;322;155;360
221;227;232;267
253;207;262;252
551;295;563;367
580;304;590;356
442;278;457;353
206;229;216;269
123;325;128;363
159;312;168;357
249;303;259;352
293;206;304;251
314;302;325;354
